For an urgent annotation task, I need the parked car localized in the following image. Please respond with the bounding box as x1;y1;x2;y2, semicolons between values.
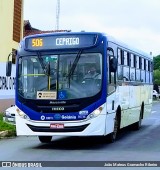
3;105;17;124
153;90;160;99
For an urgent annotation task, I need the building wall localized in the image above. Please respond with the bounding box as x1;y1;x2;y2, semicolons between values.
0;0;24;112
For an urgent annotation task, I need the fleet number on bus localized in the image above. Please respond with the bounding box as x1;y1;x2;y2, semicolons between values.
32;38;43;47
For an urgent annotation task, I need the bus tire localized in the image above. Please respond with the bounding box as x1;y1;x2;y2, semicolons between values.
38;136;52;143
107;114;119;143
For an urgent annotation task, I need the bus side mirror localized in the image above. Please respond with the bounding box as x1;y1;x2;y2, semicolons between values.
6;50;17;77
110;57;117;72
6;61;12;77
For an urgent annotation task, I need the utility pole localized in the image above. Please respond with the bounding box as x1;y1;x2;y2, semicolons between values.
56;0;60;30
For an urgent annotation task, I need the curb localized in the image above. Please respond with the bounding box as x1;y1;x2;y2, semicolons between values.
0;130;16;138
0;130;9;137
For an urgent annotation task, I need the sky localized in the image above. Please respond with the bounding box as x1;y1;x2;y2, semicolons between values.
23;0;160;56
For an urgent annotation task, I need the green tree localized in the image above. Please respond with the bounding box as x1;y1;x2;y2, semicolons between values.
153;55;160;70
153;55;160;85
153;69;160;85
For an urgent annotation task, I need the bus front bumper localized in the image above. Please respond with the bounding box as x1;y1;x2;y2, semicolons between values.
16;114;107;136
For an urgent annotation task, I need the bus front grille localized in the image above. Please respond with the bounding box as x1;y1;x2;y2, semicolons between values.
26;123;90;133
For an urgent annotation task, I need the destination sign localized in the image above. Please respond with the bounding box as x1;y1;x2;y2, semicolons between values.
25;34;99;50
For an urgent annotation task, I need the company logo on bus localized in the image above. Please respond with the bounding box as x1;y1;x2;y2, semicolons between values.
50;101;66;104
41;115;45;120
54;114;61;120
61;115;76;120
52;107;64;111
79;110;88;115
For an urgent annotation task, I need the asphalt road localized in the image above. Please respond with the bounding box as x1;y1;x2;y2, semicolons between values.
0;101;160;170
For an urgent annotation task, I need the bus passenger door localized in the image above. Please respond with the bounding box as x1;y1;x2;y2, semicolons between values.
107;48;117;113
105;47;118;134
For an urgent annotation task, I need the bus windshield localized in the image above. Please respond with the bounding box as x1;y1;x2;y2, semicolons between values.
18;52;102;100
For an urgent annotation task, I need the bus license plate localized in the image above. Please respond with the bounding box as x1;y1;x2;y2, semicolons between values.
50;123;64;129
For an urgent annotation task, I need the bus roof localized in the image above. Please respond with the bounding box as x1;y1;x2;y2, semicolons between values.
22;31;152;59
106;34;152;59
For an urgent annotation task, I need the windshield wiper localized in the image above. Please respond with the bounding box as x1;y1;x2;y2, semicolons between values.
67;50;83;87
37;52;49;76
37;52;51;90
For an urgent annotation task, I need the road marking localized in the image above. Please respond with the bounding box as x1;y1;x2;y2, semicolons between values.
151;111;157;114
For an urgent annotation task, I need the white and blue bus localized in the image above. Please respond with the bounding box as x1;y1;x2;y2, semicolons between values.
6;32;153;143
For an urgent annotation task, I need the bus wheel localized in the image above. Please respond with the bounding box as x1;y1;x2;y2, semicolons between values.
38;136;52;143
108;115;119;143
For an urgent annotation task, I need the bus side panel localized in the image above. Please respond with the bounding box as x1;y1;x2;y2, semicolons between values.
119;85;130;128
119;84;152;129
141;85;152;119
128;85;141;124
118;85;141;128
105;91;117;135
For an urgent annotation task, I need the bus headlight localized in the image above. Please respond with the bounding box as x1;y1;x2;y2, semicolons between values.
87;104;105;119
16;108;30;120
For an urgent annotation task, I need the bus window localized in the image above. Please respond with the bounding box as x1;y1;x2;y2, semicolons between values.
148;60;150;71
130;54;134;68
141;58;144;70
123;51;129;81
118;49;121;64
123;66;130;81
134;55;136;67
117;48;123;80
107;48;116;94
118;48;123;65
146;60;148;71
141;70;146;82
146;60;150;83
117;65;123;80
150;62;153;84
141;58;146;82
124;51;128;66
139;57;142;69
144;59;146;70
130;68;135;81
136;69;141;81
127;52;130;66
136;56;140;69
130;54;135;81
